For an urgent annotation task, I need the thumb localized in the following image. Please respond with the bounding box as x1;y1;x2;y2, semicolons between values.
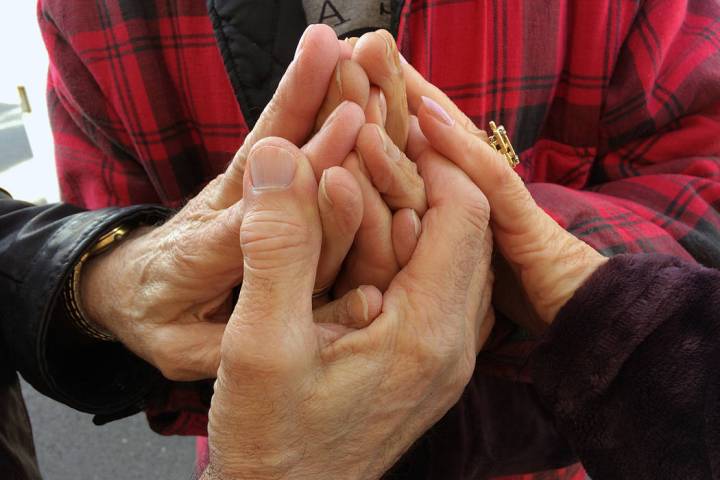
210;24;341;209
222;137;322;374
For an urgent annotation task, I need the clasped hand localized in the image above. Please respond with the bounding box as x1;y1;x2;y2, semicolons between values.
79;22;608;480
203;26;496;479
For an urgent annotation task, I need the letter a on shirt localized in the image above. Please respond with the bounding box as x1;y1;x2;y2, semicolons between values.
302;0;392;37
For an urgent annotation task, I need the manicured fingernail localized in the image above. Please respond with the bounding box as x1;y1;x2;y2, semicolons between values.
399;53;409;65
411;210;422;238
319;169;333;209
249;146;296;191
294;24;316;60
421;96;454;126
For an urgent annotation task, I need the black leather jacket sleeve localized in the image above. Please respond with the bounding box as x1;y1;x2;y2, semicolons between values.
0;190;171;417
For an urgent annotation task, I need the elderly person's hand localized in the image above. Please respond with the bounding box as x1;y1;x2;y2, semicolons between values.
415;93;608;332
201;132;493;480
76;25;382;381
313;30;429;296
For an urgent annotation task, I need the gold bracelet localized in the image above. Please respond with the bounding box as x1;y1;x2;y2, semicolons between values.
64;225;132;342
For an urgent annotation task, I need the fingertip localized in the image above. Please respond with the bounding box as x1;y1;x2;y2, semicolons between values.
392;208;421;267
357;122;384;154
320;166;363;234
338;38;354;59
305;102;366;177
357;285;383;321
406;115;429;161
321;100;366;132
338;60;370;108
356;123;393;192
365;86;386;126
298;24;340;59
343;100;367;126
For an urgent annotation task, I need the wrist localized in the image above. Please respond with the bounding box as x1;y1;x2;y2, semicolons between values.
533;239;608;327
79;226;154;335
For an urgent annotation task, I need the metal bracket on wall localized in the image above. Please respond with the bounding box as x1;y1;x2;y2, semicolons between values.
17;85;31;113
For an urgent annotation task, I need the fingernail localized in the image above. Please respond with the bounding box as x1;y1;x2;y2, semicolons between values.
399;53;409;65
374;124;401;161
378;90;387;123
421;96;454;126
411;210;422;238
294;24;316;60
335;63;344;96
319;169;333;209
249;146;297;191
380;31;402;73
351;287;369;324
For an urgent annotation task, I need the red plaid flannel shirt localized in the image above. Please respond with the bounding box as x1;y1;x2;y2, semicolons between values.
39;0;720;479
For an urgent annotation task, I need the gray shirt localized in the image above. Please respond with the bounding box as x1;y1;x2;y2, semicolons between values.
302;1;392;38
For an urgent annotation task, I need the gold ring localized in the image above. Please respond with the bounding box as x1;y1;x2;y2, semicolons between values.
488;121;520;168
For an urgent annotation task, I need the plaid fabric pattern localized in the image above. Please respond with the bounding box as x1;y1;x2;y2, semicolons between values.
39;0;246;209
39;1;720;479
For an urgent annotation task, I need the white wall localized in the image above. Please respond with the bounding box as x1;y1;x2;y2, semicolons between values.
0;1;59;203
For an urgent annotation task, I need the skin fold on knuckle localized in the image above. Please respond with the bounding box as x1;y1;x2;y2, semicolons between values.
165;222;221;273
240;208;317;272
447;191;490;241
146;218;221;284
220;320;308;386
148;337;187;381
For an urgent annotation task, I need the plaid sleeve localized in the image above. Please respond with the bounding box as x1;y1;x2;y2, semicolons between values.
38;0;246;209
531;0;720;266
37;0;245;437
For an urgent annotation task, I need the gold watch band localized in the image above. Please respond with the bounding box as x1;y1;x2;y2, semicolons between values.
65;224;132;342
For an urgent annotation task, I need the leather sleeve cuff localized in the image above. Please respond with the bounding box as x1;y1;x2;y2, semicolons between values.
1;201;171;415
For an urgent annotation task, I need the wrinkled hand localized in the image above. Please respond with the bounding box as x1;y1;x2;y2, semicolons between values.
203;133;494;480
413;83;607;331
315;30;429;296
78;25;382;381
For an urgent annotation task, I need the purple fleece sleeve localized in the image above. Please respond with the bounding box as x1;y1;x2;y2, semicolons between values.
530;254;720;480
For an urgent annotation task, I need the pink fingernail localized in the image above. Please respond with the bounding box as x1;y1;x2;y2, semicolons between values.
421;96;454;126
249;146;297;191
399;53;409;65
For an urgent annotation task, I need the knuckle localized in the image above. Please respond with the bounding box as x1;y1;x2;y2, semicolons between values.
220;335;300;382
225;152;247;182
460;191;491;233
240;210;315;270
153;348;185;380
165;223;209;272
